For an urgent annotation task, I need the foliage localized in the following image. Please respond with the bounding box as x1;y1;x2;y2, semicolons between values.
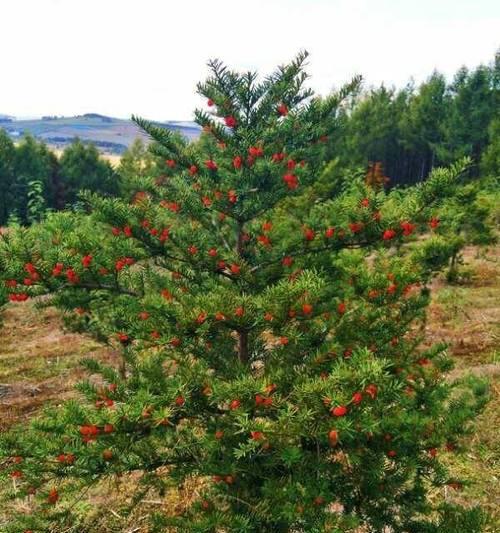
26;180;47;224
0;136;120;226
0;55;490;532
329;49;499;185
59;139;119;204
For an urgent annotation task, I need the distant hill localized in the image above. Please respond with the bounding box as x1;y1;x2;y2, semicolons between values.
0;114;201;154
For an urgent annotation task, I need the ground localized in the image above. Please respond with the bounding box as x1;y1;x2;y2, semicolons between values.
0;244;499;531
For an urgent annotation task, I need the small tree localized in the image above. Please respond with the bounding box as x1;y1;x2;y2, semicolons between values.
59;139;119;204
0;54;488;532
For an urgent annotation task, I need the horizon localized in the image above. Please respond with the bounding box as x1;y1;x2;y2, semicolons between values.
1;0;499;121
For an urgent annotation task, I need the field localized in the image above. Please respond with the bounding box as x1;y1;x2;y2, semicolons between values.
1;114;201;154
1;244;499;531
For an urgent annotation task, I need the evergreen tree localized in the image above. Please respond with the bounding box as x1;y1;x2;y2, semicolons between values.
0;130;16;225
59;139;119;204
0;54;488;533
11;135;55;223
118;137;157;181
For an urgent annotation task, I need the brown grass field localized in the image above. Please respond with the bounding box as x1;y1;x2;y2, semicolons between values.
1;244;499;531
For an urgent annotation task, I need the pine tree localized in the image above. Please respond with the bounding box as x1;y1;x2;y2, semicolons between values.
0;54;489;533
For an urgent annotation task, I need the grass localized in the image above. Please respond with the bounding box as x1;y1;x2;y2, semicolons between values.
0;244;499;531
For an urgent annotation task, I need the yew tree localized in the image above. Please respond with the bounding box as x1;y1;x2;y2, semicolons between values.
0;53;488;533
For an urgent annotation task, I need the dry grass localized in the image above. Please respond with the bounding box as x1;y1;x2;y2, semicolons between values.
0;244;499;531
0;304;115;431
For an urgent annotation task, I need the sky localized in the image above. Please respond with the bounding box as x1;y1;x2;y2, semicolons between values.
1;0;499;121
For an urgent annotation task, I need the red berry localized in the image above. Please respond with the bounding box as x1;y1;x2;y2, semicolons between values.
233;155;243;169
325;227;335;238
47;488;59;504
328;429;339;446
302;303;313;315
229;399;241;410
352;392;363;405
331;405;348;417
102;449;113;461
277;103;288;116
224;116;237;128
383;229;397;241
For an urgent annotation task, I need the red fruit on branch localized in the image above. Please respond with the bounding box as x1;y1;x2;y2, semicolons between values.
429;217;440;229
233;155;243;169
325;227;335;238
383;229;397;240
66;268;80;284
205;159;218;171
352;392;363;405
117;332;130;345
47;488;59;504
331;405;348;417
349;222;364;234
82;254;93;268
228;190;237;203
283;173;298;190
229;399;241;410
175;396;185;406
277;103;288;116
248;146;264;157
400;221;416;236
52;263;64;276
224;116;237;128
303;228;315;241
328;429;339;446
166;159;176;168
207;98;214;106
302;303;313;315
188;164;198;175
102;449;113;461
365;384;378;399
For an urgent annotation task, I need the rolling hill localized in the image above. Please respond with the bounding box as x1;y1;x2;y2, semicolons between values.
0;113;201;154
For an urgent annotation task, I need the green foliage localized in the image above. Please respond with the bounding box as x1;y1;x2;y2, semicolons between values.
330;49;499;185
0;55;490;532
26;180;47;224
481;118;500;177
59;139;119;204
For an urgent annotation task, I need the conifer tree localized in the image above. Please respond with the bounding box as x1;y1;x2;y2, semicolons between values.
0;53;488;533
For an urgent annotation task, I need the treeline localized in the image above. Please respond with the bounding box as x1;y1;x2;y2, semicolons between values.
329;50;500;184
0;133;119;225
1;52;499;225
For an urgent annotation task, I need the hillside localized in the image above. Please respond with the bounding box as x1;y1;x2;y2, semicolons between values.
0;113;201;154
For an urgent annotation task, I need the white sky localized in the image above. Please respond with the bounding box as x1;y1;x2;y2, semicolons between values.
1;0;499;120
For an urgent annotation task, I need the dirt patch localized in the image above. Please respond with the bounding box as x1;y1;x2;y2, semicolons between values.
0;302;115;431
